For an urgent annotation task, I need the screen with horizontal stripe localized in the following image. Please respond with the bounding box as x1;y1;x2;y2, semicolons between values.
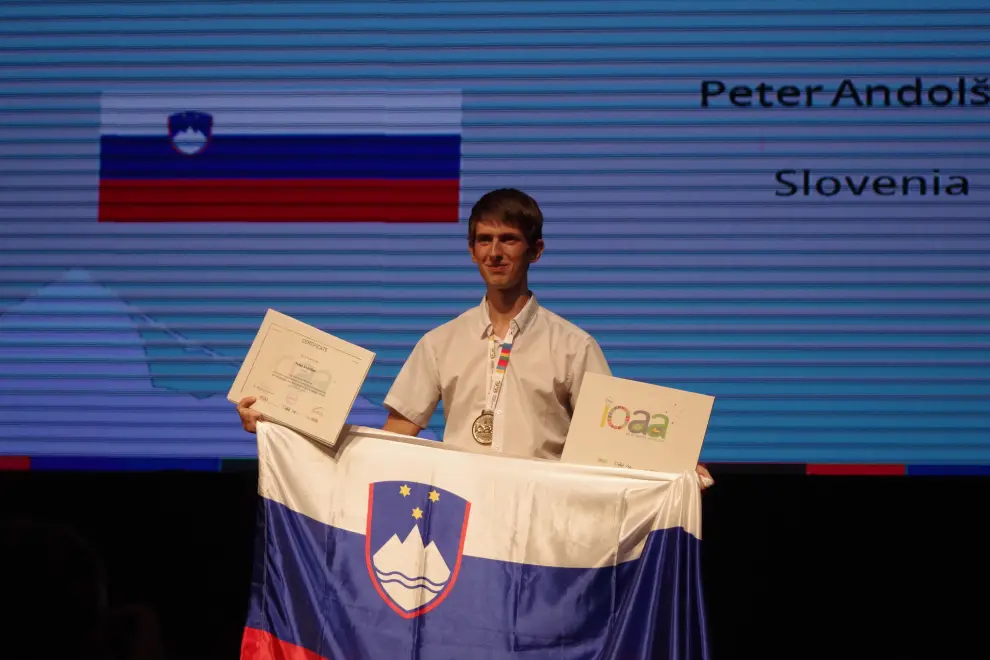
1;0;988;468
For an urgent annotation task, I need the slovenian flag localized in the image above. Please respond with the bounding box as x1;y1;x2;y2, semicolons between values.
241;423;710;660
97;90;461;222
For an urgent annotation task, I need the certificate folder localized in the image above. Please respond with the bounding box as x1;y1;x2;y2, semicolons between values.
227;309;375;448
561;372;714;475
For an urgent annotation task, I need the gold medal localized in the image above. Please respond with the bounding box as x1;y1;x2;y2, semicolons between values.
471;411;495;445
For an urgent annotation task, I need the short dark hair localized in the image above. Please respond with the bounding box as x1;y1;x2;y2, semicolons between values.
467;188;543;247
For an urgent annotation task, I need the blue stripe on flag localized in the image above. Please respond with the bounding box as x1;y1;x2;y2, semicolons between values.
244;498;708;660
99;134;462;180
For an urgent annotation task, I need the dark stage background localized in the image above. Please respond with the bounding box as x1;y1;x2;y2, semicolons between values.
1;468;983;660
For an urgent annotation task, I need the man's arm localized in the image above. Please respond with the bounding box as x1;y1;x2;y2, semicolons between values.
382;409;423;437
235;397;426;438
568;336;612;412
381;334;442;435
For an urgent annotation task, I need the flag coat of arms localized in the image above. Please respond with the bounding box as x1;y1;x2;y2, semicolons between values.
241;423;709;660
97;90;461;223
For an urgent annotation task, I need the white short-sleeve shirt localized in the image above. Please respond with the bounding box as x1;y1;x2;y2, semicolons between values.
383;295;611;459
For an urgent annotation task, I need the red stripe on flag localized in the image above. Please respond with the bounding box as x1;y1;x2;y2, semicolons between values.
240;627;328;660
0;457;30;471
98;179;459;222
806;464;905;476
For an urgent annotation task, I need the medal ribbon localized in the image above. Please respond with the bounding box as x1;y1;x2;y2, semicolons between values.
485;324;517;415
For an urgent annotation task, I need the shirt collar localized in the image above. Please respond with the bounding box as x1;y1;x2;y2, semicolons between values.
479;292;540;339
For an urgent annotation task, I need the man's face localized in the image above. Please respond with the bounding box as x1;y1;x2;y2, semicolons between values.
469;216;544;290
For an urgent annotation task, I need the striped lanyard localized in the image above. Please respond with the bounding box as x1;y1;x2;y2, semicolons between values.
484;324;517;415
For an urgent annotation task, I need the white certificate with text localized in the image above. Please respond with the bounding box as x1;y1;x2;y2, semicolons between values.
227;309;375;448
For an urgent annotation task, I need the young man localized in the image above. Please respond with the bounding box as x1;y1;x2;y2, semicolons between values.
237;189;710;479
378;187;610;459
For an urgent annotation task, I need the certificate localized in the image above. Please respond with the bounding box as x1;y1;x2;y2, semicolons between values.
561;372;715;474
227;309;375;448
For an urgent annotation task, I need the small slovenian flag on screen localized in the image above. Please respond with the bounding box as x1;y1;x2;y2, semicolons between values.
97;90;462;222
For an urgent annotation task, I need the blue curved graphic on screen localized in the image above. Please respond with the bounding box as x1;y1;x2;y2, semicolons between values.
0;269;431;458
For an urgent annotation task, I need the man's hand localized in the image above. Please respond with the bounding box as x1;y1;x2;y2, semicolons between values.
236;396;264;433
696;463;713;490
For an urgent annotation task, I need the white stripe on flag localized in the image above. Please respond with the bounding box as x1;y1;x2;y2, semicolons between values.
99;90;462;135
257;422;704;570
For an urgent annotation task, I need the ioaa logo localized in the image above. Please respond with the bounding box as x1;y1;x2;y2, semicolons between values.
600;398;670;439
